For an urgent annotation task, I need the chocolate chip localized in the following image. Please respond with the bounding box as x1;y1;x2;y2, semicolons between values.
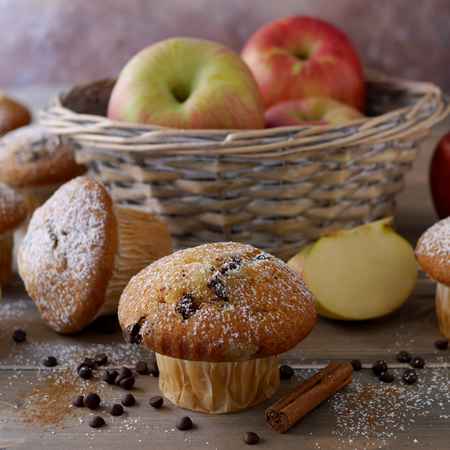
149;396;163;409
379;371;395;383
351;359;362;371
110;404;124;416
220;255;242;274
244;432;260;445
72;395;84;407
410;356;425;369
434;339;449;350
118;376;135;390
89;415;105;428
78;366;93;380
84;393;101;410
94;353;108;366
207;273;228;300
150;364;160;378
176;416;193;430
121;393;136;407
396;351;412;363
255;253;270;261
279;365;294;380
135;361;150;375
12;329;26;343
43;356;58;367
81;358;97;369
116;367;133;384
127;322;143;345
372;360;388;376
175;294;198;320
402;368;418;385
103;369;118;385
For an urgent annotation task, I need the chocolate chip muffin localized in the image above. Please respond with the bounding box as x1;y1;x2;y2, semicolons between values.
118;242;316;413
19;176;172;333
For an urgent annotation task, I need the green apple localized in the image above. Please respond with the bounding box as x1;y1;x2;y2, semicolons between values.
108;38;265;129
288;219;418;320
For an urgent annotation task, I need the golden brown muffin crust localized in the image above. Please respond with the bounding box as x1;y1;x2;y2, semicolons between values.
0;125;85;188
0;182;27;233
18;176;118;333
0;93;31;136
118;242;317;362
416;217;450;286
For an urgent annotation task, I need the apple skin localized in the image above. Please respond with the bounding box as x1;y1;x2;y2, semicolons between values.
430;132;450;219
108;38;265;129
242;16;366;110
265;97;363;128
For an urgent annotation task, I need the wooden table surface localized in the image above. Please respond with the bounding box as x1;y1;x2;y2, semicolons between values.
0;87;449;450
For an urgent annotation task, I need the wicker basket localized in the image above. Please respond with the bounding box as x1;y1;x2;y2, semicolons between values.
40;73;449;260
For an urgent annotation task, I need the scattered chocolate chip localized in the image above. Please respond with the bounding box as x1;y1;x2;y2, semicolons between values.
410;356;425;369
12;329;26;343
121;393;136;407
372;360;388;376
176;416;193;430
207;273;228;300
78;366;93;380
220;256;242;274
279;365;294;380
402;368;418;385
379;371;395;383
175;294;198;320
149;396;163;409
84;393;101;410
94;353;108;366
135;361;150;375
81;358;97;369
116;367;133;383
72;395;84;408
434;339;449;350
118;376;135;390
103;369;118;385
110;404;124;416
43;356;58;367
89;415;105;428
350;359;362;371
244;432;260;445
396;351;412;363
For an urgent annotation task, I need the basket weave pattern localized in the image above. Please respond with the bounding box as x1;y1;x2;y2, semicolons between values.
41;74;449;259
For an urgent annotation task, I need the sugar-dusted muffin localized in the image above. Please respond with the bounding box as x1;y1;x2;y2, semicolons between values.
0;124;86;214
0;93;31;136
119;242;317;413
19;176;172;334
0;183;27;285
416;218;450;338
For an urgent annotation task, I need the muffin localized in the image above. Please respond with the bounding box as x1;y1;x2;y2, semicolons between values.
0;183;27;285
416;218;450;338
118;242;316;414
0;124;86;215
0;93;31;136
18;176;172;334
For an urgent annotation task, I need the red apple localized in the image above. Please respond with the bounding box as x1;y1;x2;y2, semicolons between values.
430;132;450;219
242;16;366;111
108;38;265;129
265;97;364;128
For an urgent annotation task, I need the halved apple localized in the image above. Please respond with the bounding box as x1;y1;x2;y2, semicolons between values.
288;219;418;320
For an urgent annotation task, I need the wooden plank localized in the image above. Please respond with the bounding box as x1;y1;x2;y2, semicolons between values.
0;367;449;450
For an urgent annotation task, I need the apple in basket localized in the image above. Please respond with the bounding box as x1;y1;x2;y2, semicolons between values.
265;97;364;128
108;38;265;129
242;16;366;111
430;131;450;219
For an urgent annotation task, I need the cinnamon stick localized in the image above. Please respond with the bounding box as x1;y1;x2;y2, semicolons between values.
266;362;353;433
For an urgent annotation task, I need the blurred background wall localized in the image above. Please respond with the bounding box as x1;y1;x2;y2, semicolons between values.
1;0;449;91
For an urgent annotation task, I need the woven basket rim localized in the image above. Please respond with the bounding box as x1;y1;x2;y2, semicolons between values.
40;71;450;157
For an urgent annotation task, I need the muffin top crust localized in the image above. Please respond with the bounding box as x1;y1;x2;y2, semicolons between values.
119;242;317;362
0;182;27;233
416;217;450;286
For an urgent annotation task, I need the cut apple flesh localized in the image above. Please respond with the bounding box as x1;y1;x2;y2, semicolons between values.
300;219;418;320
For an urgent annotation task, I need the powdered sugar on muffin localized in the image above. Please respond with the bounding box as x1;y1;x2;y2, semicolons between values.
0;182;27;232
